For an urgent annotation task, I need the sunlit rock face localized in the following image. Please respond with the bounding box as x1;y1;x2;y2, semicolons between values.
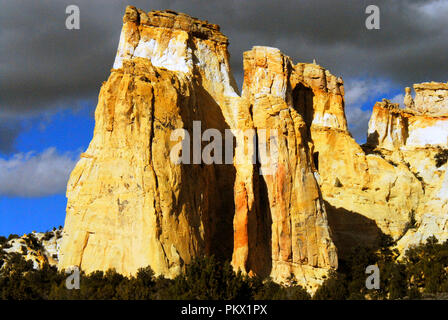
231;47;338;291
368;98;448;150
112;7;240;127
59;7;338;291
59;7;239;277
305;79;423;257
366;86;448;254
58;58;235;277
58;5;447;292
413;82;448;116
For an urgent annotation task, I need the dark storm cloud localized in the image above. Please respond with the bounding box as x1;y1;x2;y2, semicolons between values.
1;0;447;192
1;0;447;119
0;122;21;154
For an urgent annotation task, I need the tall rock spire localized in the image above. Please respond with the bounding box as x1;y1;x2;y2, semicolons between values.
58;6;240;277
232;47;338;289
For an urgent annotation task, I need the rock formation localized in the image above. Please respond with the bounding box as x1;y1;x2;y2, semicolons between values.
59;6;337;290
59;5;448;291
303;73;423;257
0;229;63;270
404;87;415;109
231;47;337;289
59;7;240;277
413;82;448;116
366;86;448;253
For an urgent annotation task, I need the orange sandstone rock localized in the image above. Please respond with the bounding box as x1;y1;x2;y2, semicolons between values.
59;6;448;293
366;87;448;254
232;47;338;290
59;8;338;292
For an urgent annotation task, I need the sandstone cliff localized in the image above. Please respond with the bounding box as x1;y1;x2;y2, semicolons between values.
366;85;448;254
231;47;338;289
293;65;424;257
59;6;338;290
59;6;448;291
59;7;240;277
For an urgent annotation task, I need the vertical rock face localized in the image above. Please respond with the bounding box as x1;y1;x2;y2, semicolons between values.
59;58;216;276
113;7;240;126
404;87;415;109
308;79;423;256
59;7;240;276
57;6;448;291
58;6;448;291
366;86;448;253
413;82;448;116
368;98;448;149
231;47;337;289
59;7;338;290
367;100;411;150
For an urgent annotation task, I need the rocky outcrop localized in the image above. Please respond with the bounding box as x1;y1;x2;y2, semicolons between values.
366;86;448;253
59;7;337;290
58;6;448;291
404;87;415;109
59;7;239;277
368;96;448;150
231;47;337;290
304;75;423;257
113;7;240;127
0;229;63;270
413;82;448;116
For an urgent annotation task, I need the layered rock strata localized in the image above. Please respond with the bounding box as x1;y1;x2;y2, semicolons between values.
366;86;448;253
231;47;338;289
302;73;423;257
59;6;448;290
59;7;338;289
413;82;448;116
59;7;240;277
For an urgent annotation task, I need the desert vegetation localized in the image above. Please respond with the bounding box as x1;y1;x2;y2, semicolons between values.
1;235;448;300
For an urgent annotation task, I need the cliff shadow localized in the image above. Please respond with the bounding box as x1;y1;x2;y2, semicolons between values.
246;165;273;279
324;200;384;260
292;82;315;139
366;130;380;149
177;77;236;263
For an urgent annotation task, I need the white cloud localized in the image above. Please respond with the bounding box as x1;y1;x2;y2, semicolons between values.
344;78;392;109
344;78;401;143
390;93;404;106
345;106;372;144
0;147;79;197
417;0;448;18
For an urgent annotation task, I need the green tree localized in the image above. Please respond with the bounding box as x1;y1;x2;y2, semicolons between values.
313;270;348;300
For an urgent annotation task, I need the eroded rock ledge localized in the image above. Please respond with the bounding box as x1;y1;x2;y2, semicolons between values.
366;86;448;254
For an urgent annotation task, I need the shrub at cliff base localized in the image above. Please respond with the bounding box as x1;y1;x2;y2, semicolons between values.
1;237;448;300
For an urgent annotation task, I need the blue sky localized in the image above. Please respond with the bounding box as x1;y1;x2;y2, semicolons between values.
0;104;95;236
